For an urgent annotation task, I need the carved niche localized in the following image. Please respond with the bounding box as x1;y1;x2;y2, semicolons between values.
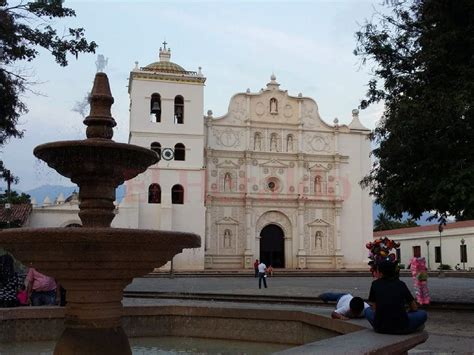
307;218;333;255
215;216;239;255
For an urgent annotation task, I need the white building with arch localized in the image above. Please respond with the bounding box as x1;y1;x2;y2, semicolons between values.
25;46;373;270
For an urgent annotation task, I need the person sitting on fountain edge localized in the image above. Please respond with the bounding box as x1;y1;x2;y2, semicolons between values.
364;260;427;334
319;292;369;320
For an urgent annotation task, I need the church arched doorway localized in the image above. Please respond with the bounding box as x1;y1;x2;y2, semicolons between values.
260;224;285;268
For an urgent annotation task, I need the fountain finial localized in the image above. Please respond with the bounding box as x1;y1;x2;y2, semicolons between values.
83;73;117;139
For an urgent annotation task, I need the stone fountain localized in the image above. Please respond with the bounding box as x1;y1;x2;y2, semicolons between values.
0;73;200;354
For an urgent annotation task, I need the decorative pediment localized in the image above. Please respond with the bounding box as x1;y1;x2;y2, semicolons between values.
307;218;332;227
308;163;331;171
259;159;289;168
216;216;240;225
216;160;240;169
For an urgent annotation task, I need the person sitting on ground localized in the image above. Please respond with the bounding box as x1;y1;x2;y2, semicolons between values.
0;254;21;308
25;267;58;306
266;265;274;277
319;292;369;320
365;260;427;334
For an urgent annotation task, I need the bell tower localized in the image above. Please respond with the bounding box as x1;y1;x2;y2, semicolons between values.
120;44;206;270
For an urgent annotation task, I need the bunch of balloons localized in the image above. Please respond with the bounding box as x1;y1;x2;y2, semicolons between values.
366;237;401;275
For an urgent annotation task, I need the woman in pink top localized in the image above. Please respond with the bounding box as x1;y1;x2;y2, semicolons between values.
25;267;57;306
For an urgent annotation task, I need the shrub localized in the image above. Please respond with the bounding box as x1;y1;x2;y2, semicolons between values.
438;264;452;270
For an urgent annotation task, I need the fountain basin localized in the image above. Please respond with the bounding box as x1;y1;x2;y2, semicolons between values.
0;304;428;354
0;228;200;354
34;140;158;183
0;228;199;279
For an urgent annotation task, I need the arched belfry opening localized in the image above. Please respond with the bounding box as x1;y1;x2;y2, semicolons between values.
260;224;285;268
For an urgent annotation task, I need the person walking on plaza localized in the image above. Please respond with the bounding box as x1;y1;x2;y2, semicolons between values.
365;260;427;334
25;267;58;306
318;292;369;320
0;254;21;308
253;259;259;277
257;261;267;289
409;256;430;305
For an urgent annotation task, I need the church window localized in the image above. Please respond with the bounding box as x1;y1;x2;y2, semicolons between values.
270;98;278;114
148;184;161;204
150;93;161;122
172;184;184;204
174;95;184;124
224;173;233;192
150;142;161;159
174;143;185;161
254;132;262;150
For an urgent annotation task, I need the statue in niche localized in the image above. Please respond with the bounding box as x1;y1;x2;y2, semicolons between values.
315;175;322;194
254;133;262;151
270;98;278;114
224;229;232;248
315;231;323;250
270;134;278;152
287;135;293;152
224;173;232;192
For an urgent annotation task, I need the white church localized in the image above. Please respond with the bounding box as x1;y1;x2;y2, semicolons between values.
27;45;373;270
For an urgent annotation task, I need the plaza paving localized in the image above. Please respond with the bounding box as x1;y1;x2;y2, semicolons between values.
126;276;474;354
127;275;474;304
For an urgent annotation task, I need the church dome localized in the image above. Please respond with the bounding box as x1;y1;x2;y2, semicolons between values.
142;42;188;74
143;61;187;74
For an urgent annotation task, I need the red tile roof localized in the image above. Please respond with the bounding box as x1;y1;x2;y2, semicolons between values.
373;220;474;237
0;204;32;227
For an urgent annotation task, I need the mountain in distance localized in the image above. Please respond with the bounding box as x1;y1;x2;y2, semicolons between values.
25;184;126;205
372;203;437;226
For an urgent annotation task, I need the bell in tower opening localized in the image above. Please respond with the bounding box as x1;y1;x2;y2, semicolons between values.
150;93;161;122
174;95;184;124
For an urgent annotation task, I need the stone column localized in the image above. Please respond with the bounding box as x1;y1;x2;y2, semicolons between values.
296;199;307;269
244;196;254;268
335;207;344;269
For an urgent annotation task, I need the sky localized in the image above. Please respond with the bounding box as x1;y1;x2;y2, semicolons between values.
2;0;385;191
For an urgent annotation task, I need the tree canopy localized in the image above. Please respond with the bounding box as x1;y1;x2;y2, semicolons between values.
0;0;96;180
373;212;418;232
356;0;474;221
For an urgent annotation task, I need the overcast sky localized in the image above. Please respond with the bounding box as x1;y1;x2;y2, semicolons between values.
2;0;385;191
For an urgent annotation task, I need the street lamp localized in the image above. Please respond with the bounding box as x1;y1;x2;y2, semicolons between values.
461;238;466;271
426;240;430;270
438;219;446;270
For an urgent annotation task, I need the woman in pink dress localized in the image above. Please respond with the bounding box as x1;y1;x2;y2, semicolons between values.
409;256;430;305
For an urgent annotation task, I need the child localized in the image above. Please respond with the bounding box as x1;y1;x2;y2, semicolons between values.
17;284;28;306
319;293;370;320
365;260;427;334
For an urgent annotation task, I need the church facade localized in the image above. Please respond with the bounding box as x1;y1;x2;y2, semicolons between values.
28;46;373;270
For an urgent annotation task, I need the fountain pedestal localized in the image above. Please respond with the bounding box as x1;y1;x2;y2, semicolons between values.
0;73;200;354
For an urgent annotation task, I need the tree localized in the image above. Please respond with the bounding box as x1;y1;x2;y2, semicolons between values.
373;212;418;232
355;0;474;221
0;190;30;204
0;0;97;176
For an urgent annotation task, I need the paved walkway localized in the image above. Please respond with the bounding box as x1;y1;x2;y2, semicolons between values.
126;276;474;354
127;275;474;304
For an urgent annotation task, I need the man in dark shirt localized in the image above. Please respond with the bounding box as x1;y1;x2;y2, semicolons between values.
365;260;427;334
